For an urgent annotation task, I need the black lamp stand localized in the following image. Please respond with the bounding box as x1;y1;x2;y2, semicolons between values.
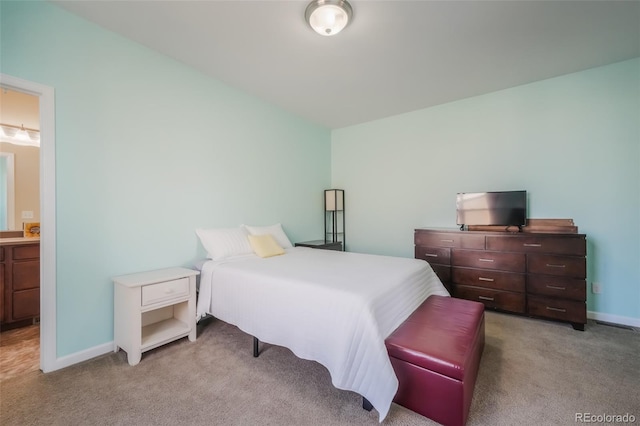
324;189;345;251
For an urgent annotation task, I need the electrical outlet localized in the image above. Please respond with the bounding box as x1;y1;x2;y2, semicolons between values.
21;210;34;219
592;282;602;294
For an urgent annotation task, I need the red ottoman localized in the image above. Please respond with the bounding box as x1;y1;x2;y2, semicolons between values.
385;295;485;426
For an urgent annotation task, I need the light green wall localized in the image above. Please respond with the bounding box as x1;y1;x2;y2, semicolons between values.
1;1;331;356
332;58;640;321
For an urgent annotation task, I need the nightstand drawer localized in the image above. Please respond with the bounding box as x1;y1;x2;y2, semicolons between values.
142;278;189;306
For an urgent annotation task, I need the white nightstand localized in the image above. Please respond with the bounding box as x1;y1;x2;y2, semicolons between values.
113;267;199;366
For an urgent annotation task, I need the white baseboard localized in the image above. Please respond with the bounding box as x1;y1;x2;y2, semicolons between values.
588;311;640;328
46;341;114;372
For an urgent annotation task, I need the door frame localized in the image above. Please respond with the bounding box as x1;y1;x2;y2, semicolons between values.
1;73;57;372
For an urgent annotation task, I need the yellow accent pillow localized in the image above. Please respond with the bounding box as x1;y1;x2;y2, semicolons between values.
248;234;285;258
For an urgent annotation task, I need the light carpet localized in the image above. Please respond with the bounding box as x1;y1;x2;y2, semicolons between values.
1;311;638;425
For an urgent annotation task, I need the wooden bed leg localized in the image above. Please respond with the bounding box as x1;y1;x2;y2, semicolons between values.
362;397;373;411
253;336;259;357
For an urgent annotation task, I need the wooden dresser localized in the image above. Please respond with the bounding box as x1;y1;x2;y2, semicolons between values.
1;238;40;330
414;228;587;330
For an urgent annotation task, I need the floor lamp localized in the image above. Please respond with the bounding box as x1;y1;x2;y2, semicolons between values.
324;189;345;251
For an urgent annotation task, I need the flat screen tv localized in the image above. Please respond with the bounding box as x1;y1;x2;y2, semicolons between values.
456;190;527;228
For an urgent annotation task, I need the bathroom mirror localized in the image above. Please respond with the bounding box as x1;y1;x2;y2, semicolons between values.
0;152;15;230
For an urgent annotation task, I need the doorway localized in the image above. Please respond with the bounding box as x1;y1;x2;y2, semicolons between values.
0;73;56;374
0;88;40;379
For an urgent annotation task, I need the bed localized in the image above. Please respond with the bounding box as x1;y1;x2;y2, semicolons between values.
195;236;448;421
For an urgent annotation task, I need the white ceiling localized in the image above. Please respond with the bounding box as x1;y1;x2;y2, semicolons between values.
52;0;640;129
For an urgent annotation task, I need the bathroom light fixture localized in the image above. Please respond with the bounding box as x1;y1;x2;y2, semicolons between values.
0;123;40;147
305;0;353;36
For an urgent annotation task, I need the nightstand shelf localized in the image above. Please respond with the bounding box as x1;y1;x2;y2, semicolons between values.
141;317;190;350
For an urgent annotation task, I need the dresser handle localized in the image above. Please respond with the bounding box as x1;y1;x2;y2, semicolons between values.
478;296;494;301
165;288;175;294
523;243;542;247
546;264;566;268
546;306;566;313
478;277;494;282
441;239;454;243
479;258;494;262
546;285;566;290
424;253;438;258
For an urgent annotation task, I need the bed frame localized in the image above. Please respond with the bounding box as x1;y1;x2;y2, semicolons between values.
252;335;374;411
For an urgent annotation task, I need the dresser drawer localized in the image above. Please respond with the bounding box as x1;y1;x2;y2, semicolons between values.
415;231;485;249
453;285;526;313
452;267;525;292
429;264;451;283
527;254;586;278
527;295;586;324
142;277;190;306
486;235;586;256
527;275;586;301
415;246;450;265
452;249;525;272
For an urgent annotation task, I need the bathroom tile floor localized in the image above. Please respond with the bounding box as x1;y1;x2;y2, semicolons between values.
0;324;39;381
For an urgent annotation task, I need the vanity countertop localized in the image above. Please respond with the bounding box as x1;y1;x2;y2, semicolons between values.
0;237;40;246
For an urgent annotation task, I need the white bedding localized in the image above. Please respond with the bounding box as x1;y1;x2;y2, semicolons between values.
196;247;449;421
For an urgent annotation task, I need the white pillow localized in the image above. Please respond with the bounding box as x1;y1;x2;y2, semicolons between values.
195;227;253;260
243;223;293;249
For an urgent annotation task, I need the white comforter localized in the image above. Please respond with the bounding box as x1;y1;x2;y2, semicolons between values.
196;247;449;421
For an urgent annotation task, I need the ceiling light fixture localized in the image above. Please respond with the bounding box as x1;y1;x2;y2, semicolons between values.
305;0;353;36
0;123;40;147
